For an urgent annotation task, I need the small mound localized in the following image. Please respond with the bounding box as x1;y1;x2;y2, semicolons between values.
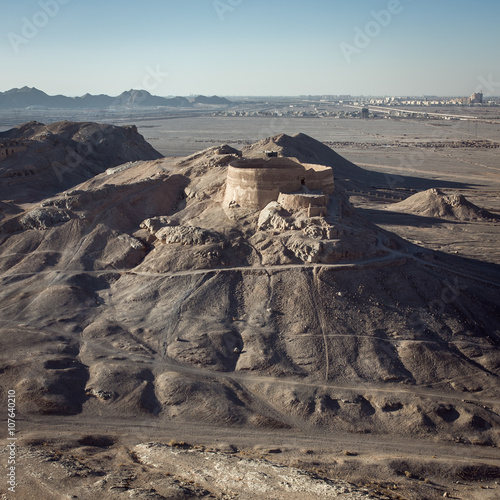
389;188;499;221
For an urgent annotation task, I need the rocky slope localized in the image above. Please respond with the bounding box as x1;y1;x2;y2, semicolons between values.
243;133;368;189
0;120;162;203
0;132;499;459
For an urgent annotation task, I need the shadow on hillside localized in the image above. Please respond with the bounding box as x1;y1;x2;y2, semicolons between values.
356;207;460;227
337;168;477;192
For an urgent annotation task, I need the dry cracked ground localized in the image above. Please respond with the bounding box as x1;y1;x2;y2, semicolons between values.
0;122;499;499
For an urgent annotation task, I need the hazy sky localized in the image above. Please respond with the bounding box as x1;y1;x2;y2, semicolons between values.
1;0;499;97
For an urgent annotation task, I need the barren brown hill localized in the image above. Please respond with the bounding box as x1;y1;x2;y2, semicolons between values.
243;133;368;187
0;120;162;204
388;188;500;221
1;131;499;499
245;133;473;195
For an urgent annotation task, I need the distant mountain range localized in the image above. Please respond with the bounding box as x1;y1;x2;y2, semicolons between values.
0;87;232;109
192;95;232;105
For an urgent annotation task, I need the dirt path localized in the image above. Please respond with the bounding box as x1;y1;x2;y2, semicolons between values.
18;415;500;467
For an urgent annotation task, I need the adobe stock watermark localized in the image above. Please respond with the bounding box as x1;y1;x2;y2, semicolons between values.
408;277;468;335
383;111;452;189
213;0;243;21
57;64;169;180
384;149;426;189
7;0;72;54
106;64;170;110
475;74;500;97
6;390;17;494
258;115;292;142
340;0;412;64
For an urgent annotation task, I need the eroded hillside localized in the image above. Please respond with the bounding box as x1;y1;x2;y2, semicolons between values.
1;133;499;441
0;120;162;203
1;131;500;499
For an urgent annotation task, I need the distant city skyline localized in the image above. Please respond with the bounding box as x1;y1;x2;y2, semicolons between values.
1;0;499;97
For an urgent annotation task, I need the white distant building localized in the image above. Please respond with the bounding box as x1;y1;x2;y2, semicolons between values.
470;92;483;104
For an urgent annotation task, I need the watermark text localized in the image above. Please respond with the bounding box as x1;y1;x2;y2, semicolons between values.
6;390;17;493
8;0;72;53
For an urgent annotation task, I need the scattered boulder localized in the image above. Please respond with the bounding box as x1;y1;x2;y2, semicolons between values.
213;144;241;156
97;233;147;269
286;234;324;263
257;202;298;231
156;225;223;246
140;216;175;234
20;207;72;230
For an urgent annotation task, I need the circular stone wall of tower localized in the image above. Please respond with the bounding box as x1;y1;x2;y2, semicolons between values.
224;157;306;209
302;163;335;194
277;193;329;212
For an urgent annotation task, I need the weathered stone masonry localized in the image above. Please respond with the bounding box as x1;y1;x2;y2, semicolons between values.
223;156;334;210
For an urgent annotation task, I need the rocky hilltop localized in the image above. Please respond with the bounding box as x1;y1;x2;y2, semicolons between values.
0;129;499;498
244;133;366;187
0;120;162;202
